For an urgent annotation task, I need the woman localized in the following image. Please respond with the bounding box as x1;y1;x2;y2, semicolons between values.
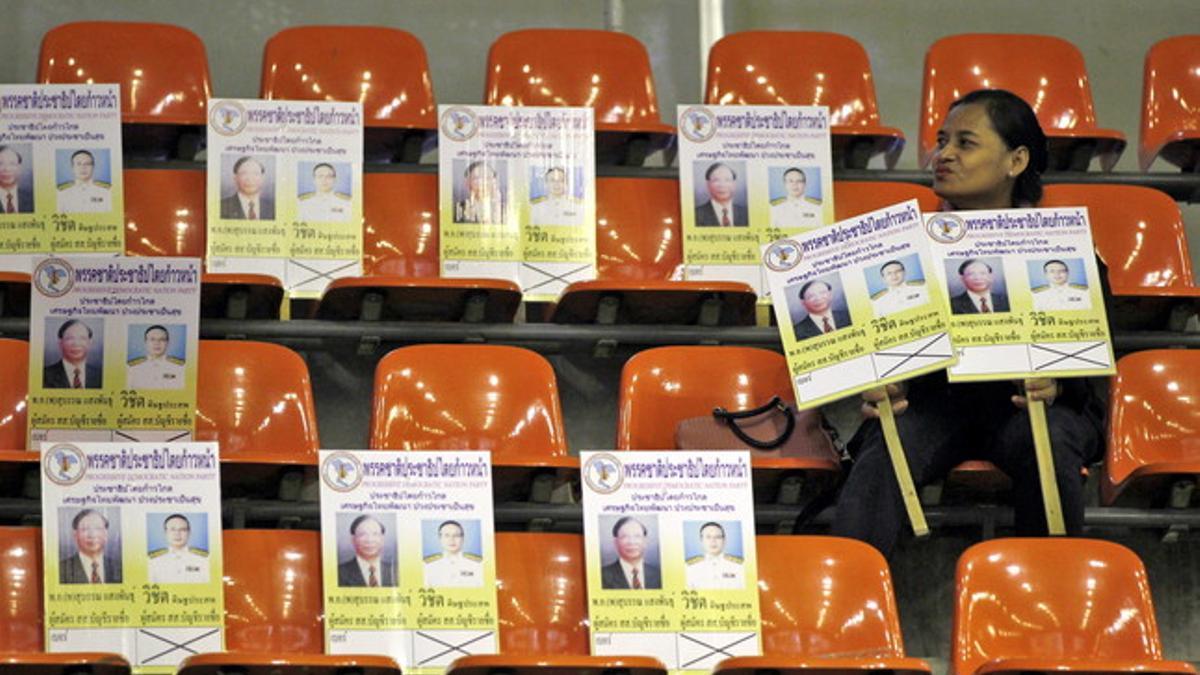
831;89;1105;558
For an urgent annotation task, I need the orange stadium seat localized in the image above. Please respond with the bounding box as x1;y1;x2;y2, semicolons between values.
706;31;906;169
617;346;841;501
1140;35;1200;171
833;181;940;221
178;529;400;675
447;532;667;675
713;536;930;675
314;173;521;322
371;345;575;500
38;21;211;159
261;26;436;163
486;29;675;165
1105;350;1200;507
920;34;1125;171
0;340;34;497
0;527;131;674
952;538;1197;675
550;177;757;325
1042;184;1200;329
195;341;319;471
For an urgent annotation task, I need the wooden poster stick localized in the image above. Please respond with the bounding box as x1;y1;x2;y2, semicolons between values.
874;387;930;537
1027;397;1066;535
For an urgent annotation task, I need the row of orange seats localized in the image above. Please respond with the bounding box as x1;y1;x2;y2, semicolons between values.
0;339;1194;508
1;177;1192;327
0;529;1193;675
34;22;1200;171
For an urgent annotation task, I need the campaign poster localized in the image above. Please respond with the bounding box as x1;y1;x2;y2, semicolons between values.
28;256;200;445
581;451;760;674
0;85;124;272
206;98;363;298
764;201;955;407
41;441;223;673
320;451;498;674
678;105;834;299
924;208;1114;381
438;105;596;301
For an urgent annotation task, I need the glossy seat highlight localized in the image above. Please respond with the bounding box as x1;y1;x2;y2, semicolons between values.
920;34;1125;171
124;169;206;258
447;532;667;675
833;182;940;221
1140;36;1200;171
0;339;29;452
195;341;319;465
714;536;930;675
952;538;1196;675
370;345;573;469
1105;350;1200;506
706;31;905;168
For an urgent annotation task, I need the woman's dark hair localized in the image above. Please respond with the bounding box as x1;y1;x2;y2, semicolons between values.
949;89;1048;206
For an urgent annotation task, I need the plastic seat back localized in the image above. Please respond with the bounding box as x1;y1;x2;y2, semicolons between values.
920;34;1117;168
494;532;589;655
617;346;792;450
370;345;569;462
485;29;669;134
363;172;439;277
0;339;29;451
1140;36;1200;170
1107;350;1200;495
1041;184;1195;292
833;182;940;222
953;538;1166;675
757;535;906;658
596;177;681;281
0;527;42;652
261;26;435;130
124;169;206;258
223;529;323;653
195;341;320;464
706;31;887;129
38;21;211;125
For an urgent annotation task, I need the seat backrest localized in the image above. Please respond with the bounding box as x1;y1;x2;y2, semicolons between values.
953;538;1166;675
223;529;323;653
757;536;905;658
1140;35;1200;170
124;169;206;258
38;21;211;125
0;339;29;451
1041;184;1195;291
485;29;665;132
617;346;792;450
705;31;885;128
1109;350;1200;482
596;177;682;281
370;345;568;460
261;26;435;130
362;172;439;277
494;532;589;655
0;527;42;652
920;34;1103;166
195;341;320;463
833;181;940;222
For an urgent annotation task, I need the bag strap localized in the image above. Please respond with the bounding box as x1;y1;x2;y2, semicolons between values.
712;396;795;450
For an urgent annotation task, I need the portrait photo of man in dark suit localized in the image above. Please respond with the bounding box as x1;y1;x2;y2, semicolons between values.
44;318;103;389
792;278;853;341
949;258;1010;315
60;508;122;584
0;144;34;214
337;514;396;588
695;161;749;227
220;155;275;220
600;515;662;590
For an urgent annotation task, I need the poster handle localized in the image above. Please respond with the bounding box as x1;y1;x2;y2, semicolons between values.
875;388;930;537
1027;397;1066;535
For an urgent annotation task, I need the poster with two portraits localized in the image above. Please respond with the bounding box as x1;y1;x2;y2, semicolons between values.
0;84;124;272
319;450;499;674
763;202;1114;409
206;98;364;298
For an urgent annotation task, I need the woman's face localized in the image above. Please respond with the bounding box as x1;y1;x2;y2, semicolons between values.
932;103;1027;210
